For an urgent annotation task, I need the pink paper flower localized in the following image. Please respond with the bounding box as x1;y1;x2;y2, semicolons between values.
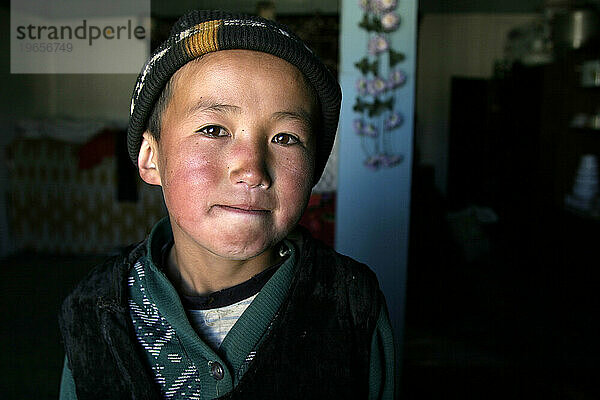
388;69;407;89
373;0;397;14
353;118;365;135
368;35;389;55
363;123;378;137
356;77;368;96
381;153;403;167
367;77;387;96
365;156;381;170
384;112;404;130
358;0;371;12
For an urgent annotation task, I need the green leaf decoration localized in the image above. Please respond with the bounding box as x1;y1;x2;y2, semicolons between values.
358;14;370;31
354;57;379;75
368;97;394;117
368;59;379;75
354;57;369;74
353;97;370;113
371;18;383;33
358;14;383;33
389;49;406;67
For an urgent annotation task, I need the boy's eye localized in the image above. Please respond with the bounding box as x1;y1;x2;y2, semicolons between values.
272;133;300;146
196;125;229;138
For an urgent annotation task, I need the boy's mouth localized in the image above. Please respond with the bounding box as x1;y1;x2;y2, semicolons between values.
214;204;271;215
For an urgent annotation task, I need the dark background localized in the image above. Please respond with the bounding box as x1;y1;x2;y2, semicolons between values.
2;1;600;398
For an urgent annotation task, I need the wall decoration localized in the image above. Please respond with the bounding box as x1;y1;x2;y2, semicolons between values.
353;0;407;170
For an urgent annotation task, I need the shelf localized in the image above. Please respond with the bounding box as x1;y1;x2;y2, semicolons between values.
564;204;600;222
569;126;600;132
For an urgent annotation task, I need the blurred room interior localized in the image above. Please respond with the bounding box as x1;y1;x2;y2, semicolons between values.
1;0;599;398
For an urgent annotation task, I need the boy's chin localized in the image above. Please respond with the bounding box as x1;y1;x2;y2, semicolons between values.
203;242;280;264
170;215;295;263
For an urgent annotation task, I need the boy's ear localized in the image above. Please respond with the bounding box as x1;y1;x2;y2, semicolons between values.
138;132;162;186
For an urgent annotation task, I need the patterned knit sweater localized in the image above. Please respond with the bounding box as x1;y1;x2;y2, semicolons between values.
59;218;395;399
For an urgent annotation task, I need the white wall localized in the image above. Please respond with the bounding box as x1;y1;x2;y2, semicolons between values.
23;74;135;122
416;13;538;194
337;0;417;364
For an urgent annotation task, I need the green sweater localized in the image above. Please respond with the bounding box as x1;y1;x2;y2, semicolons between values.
60;219;395;399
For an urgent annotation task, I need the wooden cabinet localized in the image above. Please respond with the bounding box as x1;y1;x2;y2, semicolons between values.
448;48;600;223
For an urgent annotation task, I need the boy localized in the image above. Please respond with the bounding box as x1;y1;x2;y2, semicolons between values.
59;10;394;399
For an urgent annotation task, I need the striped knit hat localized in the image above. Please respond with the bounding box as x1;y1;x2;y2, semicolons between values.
127;9;341;185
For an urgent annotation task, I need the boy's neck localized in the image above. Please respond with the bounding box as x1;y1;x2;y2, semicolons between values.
164;236;279;297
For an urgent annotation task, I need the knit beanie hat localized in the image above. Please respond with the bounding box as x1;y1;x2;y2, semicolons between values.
127;9;341;185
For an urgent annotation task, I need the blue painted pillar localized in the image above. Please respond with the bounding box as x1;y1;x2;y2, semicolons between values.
336;0;417;362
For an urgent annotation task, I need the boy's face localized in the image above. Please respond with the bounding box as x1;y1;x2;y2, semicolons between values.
141;50;317;262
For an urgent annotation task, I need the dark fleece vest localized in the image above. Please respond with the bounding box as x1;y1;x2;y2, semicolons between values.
59;230;382;399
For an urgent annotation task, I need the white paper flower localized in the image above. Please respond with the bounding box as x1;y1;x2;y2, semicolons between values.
380;12;400;32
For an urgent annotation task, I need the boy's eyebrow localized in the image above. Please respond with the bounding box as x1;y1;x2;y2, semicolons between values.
188;101;241;115
187;99;313;130
272;109;313;130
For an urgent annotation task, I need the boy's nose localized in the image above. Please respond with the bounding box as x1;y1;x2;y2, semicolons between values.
228;140;272;189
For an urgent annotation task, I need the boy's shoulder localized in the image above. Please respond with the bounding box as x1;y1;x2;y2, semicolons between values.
296;225;377;275
313;238;378;284
293;226;383;309
61;240;146;311
58;239;160;399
